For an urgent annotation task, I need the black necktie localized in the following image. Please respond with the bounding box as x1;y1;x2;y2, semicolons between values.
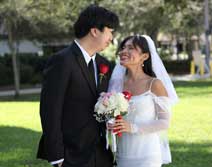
88;59;96;86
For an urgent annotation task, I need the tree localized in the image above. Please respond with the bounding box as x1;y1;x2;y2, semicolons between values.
0;0;33;97
102;0;208;59
0;0;88;97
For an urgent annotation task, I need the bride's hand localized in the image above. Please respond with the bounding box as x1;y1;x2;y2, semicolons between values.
114;118;131;133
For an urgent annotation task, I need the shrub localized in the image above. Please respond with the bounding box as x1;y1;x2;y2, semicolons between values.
163;60;190;75
0;54;47;86
20;64;35;84
0;62;13;85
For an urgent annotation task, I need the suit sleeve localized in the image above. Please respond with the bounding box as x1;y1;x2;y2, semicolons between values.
40;54;72;161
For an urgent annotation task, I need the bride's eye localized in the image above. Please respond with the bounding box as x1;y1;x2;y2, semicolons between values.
121;46;126;50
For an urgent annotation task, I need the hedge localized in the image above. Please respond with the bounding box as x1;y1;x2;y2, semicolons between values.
0;54;46;86
0;54;190;86
163;60;190;75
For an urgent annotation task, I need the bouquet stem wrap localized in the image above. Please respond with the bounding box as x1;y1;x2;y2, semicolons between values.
106;118;117;152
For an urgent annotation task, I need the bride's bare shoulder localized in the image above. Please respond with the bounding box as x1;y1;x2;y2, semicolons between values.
151;78;168;97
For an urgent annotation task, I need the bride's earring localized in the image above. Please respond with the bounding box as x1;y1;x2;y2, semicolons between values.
140;59;144;67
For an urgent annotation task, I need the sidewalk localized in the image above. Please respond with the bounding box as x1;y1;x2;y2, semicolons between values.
0;74;211;97
170;73;211;81
0;87;41;97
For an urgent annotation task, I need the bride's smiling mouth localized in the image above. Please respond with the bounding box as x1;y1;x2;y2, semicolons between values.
119;53;130;61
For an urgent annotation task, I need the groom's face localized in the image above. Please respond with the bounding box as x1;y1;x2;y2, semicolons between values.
94;27;114;52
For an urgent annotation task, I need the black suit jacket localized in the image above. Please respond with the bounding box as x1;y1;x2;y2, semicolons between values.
37;42;113;166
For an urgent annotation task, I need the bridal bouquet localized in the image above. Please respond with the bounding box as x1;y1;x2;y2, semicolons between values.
94;91;131;122
94;91;132;152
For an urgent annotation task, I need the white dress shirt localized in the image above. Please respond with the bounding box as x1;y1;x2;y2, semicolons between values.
74;40;98;85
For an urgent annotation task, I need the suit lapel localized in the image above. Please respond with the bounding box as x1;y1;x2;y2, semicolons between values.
72;43;97;96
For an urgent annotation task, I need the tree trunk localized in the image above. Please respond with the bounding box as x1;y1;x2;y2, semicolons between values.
204;0;210;66
150;30;158;48
7;20;20;97
185;35;193;61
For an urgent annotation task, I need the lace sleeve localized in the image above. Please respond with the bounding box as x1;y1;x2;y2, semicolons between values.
131;96;171;134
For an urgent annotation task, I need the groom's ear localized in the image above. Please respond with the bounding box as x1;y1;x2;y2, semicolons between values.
90;28;100;37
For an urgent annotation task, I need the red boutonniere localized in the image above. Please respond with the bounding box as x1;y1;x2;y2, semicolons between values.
99;64;109;84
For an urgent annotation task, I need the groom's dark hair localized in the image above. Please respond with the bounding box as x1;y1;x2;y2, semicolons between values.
74;4;119;38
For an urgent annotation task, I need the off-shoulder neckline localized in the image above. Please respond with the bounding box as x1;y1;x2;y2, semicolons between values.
131;90;169;99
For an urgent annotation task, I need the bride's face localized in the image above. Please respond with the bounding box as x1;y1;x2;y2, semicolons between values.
118;39;143;67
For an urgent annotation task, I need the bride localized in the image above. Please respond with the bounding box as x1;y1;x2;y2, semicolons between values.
108;35;178;167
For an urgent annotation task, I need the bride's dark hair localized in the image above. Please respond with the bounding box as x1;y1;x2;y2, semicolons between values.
117;35;156;77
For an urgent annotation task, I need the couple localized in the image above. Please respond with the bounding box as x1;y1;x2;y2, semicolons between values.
37;4;178;167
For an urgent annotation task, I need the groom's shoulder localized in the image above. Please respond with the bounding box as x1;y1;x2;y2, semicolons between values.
55;43;75;57
44;45;75;69
49;43;76;60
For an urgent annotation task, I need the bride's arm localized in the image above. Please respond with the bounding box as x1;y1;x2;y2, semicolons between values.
131;79;171;134
115;102;171;134
114;79;171;134
130;107;170;134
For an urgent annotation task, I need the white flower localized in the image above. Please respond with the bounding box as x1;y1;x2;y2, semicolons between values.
94;92;130;122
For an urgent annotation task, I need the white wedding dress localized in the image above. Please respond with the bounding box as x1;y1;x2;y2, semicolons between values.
116;80;172;167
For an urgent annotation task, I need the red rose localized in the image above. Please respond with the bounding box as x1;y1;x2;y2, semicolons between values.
122;91;132;101
99;64;109;74
99;64;109;84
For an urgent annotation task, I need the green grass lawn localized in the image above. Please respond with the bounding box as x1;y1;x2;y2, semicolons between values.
0;80;212;167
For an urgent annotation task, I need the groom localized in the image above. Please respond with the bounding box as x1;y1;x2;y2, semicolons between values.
37;5;119;167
